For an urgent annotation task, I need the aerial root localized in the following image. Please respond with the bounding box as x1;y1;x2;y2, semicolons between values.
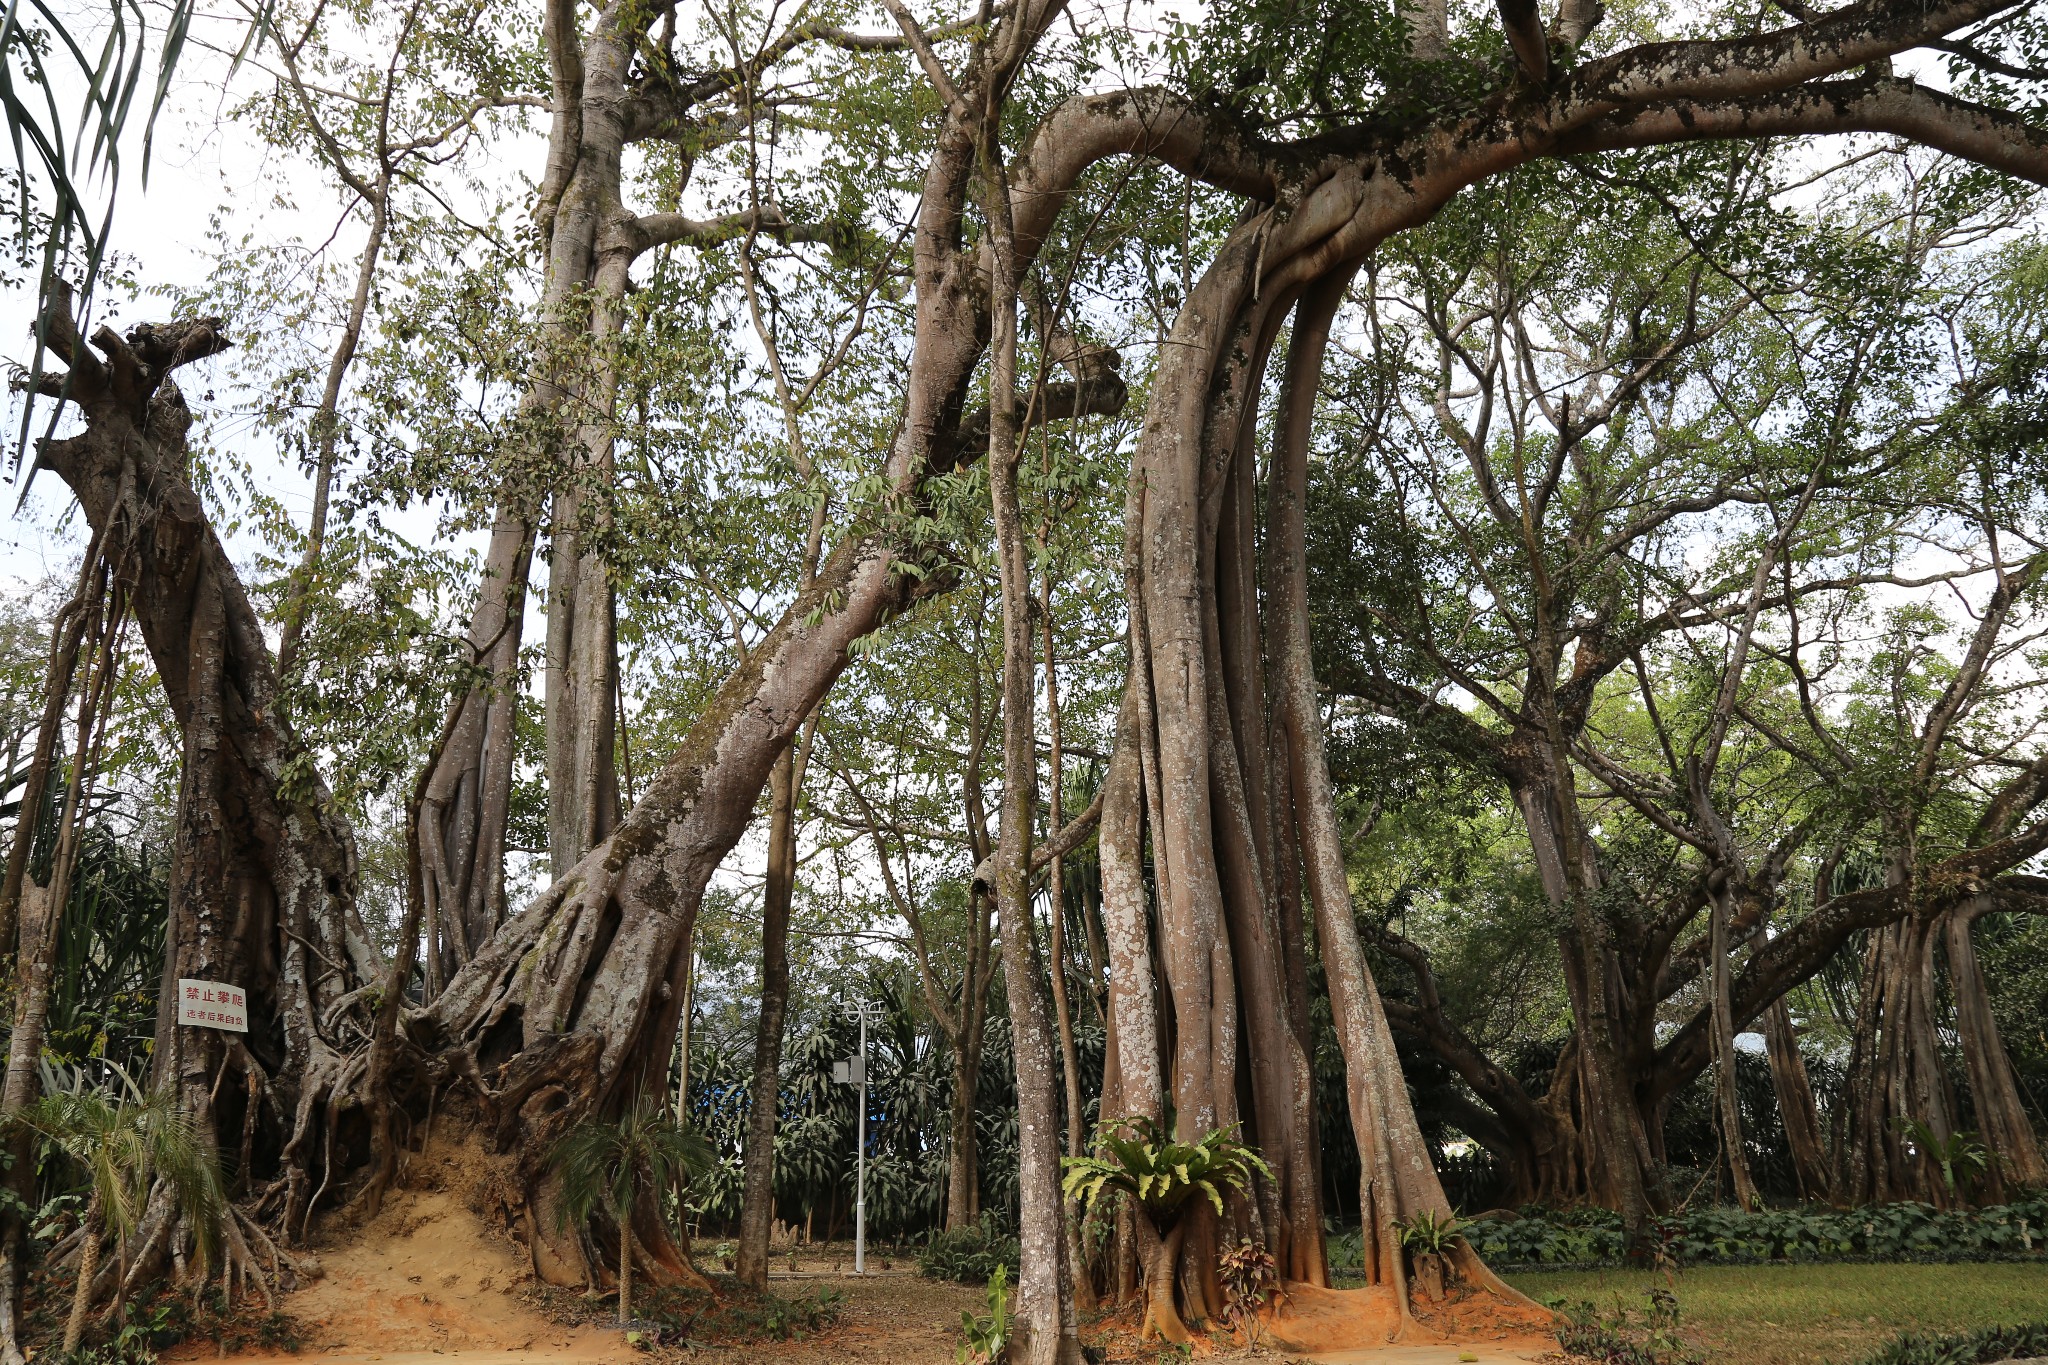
217;1209;273;1310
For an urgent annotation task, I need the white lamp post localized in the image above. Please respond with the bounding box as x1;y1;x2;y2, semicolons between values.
834;995;883;1273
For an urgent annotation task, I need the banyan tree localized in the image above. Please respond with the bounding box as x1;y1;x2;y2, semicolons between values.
10;0;2048;1362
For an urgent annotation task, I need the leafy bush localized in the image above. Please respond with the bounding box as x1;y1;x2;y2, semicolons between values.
1218;1239;1279;1334
1325;1226;1365;1274
1893;1120;1989;1199
1460;1197;2048;1270
41;1283;305;1364
1554;1288;1704;1365
1855;1321;2048;1365
918;1214;1021;1283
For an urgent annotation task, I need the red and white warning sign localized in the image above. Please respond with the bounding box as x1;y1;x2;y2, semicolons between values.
177;979;248;1033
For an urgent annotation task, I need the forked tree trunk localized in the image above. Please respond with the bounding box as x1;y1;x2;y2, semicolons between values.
1137;1219;1190;1344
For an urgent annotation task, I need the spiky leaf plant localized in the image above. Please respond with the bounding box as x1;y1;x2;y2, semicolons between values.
1061;1115;1272;1227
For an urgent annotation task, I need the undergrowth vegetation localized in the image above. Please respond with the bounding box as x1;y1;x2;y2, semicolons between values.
1552;1288;1705;1365
22;1274;303;1364
917;1214;1021;1283
1854;1321;2048;1365
537;1277;846;1348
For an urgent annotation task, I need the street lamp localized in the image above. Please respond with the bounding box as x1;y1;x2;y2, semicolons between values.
832;994;883;1273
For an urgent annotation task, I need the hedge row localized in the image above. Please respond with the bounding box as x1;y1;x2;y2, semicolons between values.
1464;1198;2048;1269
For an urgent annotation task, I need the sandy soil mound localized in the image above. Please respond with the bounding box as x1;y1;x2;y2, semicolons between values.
1263;1282;1554;1357
183;1135;630;1363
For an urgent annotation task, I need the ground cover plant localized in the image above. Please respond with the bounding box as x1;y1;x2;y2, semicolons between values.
1553;1287;1705;1365
19;1273;304;1365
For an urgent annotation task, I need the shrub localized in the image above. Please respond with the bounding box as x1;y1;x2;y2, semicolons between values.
545;1103;713;1326
1397;1209;1462;1255
918;1214;1021;1284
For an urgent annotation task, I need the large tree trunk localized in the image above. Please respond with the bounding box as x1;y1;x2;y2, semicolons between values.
543;462;622;873
985;153;1084;1365
25;4;2037;1345
1946;897;2048;1198
1761;995;1833;1203
416;511;535;989
734;748;799;1288
1268;269;1528;1312
31;301;382;1256
1843;901;1957;1205
1514;774;1660;1239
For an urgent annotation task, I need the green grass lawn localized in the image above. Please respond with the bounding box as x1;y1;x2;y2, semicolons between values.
1505;1262;2048;1364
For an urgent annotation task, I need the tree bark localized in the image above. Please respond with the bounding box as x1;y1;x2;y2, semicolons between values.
1708;877;1761;1210
63;1191;103;1355
1272;271;1445;1298
1138;1219;1190;1344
